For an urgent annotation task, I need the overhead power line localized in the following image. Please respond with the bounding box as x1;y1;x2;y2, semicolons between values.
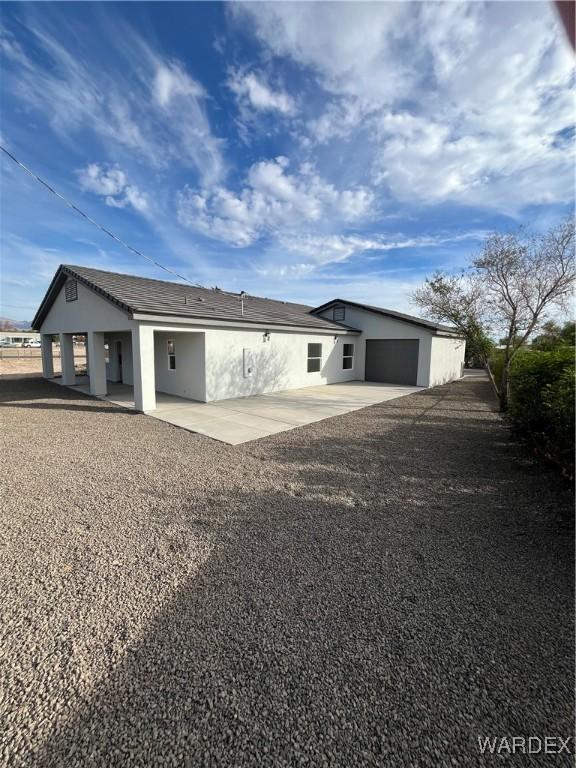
0;145;202;287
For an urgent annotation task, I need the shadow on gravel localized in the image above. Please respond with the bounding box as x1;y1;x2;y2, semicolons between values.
0;376;134;414
17;376;576;768
0;400;135;414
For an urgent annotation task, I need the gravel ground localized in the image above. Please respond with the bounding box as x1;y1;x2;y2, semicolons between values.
0;373;573;768
0;356;86;376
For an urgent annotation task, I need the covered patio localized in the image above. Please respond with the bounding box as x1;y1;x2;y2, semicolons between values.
41;326;205;413
52;378;422;444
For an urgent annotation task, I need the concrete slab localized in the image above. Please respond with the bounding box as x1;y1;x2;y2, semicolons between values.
54;378;422;445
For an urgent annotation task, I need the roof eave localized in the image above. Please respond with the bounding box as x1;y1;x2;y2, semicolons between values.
311;298;458;335
32;265;134;330
131;311;361;334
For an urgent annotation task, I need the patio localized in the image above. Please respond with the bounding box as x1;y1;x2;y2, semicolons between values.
53;377;422;444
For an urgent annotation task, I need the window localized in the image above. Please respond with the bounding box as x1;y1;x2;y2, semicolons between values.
333;305;345;322
343;343;354;370
65;279;78;302
167;339;176;370
307;342;322;373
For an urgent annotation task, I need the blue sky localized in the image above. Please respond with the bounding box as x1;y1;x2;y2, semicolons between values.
1;1;574;322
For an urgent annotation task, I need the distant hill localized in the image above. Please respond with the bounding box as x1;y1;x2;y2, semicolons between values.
0;318;33;331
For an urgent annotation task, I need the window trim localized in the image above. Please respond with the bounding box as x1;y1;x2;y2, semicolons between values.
167;339;176;371
307;342;322;373
342;342;354;370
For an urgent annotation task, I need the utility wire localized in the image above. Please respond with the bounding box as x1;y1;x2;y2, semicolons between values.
0;145;203;288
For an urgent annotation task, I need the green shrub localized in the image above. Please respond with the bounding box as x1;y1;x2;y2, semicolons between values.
488;349;504;387
508;348;575;478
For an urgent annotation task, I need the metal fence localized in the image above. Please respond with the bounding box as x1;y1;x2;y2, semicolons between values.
0;348;87;359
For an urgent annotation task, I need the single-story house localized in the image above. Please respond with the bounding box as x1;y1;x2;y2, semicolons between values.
32;265;465;411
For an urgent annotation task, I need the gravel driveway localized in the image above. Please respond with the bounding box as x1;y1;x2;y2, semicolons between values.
1;374;573;767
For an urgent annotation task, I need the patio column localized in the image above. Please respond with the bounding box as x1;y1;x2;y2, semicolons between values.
132;325;156;411
40;335;54;379
40;333;54;379
87;331;107;396
59;333;76;386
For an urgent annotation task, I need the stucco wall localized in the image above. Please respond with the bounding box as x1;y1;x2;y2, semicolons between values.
317;305;434;387
151;331;206;401
203;327;359;401
39;281;134;334
429;337;465;386
104;331;134;386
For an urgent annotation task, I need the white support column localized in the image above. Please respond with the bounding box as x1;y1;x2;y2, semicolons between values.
59;333;76;386
40;335;54;379
85;338;90;376
132;325;156;411
87;331;107;396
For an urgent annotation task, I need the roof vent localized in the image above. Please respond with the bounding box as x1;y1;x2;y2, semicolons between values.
65;279;78;302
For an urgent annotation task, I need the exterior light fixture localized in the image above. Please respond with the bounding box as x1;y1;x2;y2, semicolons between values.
263;331;271;342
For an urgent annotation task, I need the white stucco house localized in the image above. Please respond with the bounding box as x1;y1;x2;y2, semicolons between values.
32;265;465;412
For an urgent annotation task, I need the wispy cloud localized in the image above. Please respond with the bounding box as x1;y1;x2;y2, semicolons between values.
1;17;225;185
262;230;487;275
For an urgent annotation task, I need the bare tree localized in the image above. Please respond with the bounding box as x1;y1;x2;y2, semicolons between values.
413;272;493;366
475;218;575;408
413;217;575;410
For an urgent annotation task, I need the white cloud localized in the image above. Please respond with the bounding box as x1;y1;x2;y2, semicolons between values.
228;70;295;115
148;59;224;185
153;61;205;107
78;164;148;213
234;1;575;210
1;19;224;186
267;230;486;272
231;2;411;106
308;98;373;144
177;156;373;246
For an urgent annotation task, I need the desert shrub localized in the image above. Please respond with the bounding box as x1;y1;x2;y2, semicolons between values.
508;348;575;478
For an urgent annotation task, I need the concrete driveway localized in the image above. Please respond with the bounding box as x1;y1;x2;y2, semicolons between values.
147;381;422;444
63;378;422;444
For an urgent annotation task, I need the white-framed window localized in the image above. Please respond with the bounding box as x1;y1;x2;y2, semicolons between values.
167;339;176;370
307;342;322;373
333;305;345;322
343;343;354;370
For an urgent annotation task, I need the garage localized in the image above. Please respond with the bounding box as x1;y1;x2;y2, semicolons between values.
365;339;420;385
313;299;466;388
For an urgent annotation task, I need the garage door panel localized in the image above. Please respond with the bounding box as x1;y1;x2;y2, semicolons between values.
365;339;419;385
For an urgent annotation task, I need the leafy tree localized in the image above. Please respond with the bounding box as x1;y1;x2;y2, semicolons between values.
413;217;575;410
532;321;576;350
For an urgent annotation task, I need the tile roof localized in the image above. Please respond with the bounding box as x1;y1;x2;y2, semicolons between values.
311;298;462;335
32;265;358;332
